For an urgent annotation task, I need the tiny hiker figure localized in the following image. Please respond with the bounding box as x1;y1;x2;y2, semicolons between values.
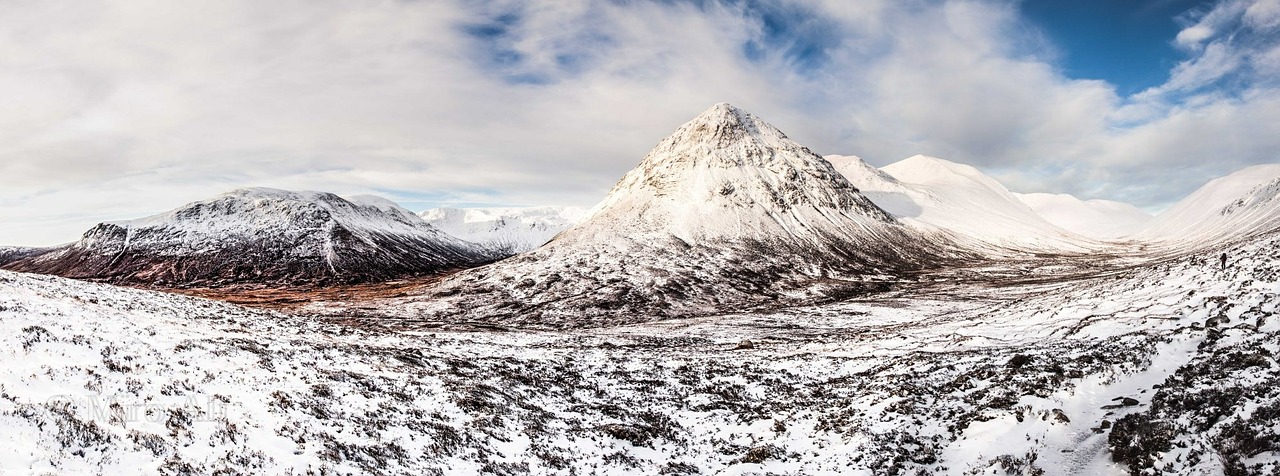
1220;252;1228;272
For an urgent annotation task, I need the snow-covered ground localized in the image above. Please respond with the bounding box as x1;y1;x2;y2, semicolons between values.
2;226;1277;474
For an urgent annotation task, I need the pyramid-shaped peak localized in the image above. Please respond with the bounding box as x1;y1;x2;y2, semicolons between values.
692;102;750;123
573;103;897;244
663;103;789;149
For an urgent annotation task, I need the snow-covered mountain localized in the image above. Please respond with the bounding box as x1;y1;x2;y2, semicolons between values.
1;188;493;287
1014;193;1153;240
826;154;1099;253
419;206;588;254
1139;164;1280;245
359;104;969;327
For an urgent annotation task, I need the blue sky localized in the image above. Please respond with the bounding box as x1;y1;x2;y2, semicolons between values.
1022;0;1209;94
1;0;1279;246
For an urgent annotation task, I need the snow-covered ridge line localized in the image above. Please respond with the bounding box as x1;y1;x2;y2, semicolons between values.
1013;192;1153;240
1139;164;1280;245
826;154;1106;253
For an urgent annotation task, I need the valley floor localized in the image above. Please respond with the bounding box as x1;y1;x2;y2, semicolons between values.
0;237;1277;475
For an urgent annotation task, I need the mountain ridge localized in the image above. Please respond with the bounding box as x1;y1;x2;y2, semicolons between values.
1;187;494;287
826;154;1101;253
1014;192;1153;240
1139;164;1280;244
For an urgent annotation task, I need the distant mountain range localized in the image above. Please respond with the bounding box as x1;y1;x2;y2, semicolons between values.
419;206;589;254
344;104;990;326
1137;164;1280;245
827;154;1103;253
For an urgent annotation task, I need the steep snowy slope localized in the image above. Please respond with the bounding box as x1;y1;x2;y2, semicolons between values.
1;188;493;286
419;206;588;254
826;155;1100;253
1138;164;1280;245
823;154;922;215
1014;193;1152;240
366;104;969;327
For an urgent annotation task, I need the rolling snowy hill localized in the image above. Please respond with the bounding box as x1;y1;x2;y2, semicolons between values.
1139;164;1280;245
1014;193;1153;240
353;104;971;327
827;155;1100;253
1;188;494;287
419;206;588;254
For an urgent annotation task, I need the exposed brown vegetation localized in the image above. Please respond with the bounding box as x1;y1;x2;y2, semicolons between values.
151;272;460;311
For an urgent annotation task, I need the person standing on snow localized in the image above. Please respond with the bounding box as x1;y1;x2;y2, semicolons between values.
1220;252;1228;272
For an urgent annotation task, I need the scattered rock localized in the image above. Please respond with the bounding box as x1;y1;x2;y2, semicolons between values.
1103;397;1140;409
1006;354;1032;370
597;423;658;448
741;444;784;464
1050;408;1070;424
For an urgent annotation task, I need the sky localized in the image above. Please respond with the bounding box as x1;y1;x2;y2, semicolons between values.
2;0;1279;246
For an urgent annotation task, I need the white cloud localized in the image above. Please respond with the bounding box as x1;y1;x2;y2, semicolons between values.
1173;0;1251;51
1244;0;1280;29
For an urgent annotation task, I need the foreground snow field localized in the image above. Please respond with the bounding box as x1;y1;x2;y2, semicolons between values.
1;228;1276;475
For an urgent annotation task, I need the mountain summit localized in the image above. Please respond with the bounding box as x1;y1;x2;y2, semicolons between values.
349;104;967;327
580;103;894;242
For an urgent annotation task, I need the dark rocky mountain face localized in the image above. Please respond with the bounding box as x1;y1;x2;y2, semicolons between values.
1;188;495;287
0;246;45;267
